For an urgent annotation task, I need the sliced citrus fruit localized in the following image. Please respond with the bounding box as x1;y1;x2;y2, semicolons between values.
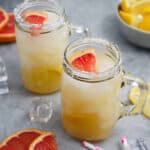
0;128;44;150
121;0;150;12
137;14;150;31
0;13;15;43
23;11;48;36
130;0;150;13
143;95;150;118
29;132;58;150
121;0;134;12
119;10;134;24
128;83;150;118
69;48;96;72
120;0;142;12
119;10;143;25
0;8;9;32
23;11;48;24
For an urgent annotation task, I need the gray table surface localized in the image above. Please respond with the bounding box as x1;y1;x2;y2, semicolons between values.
0;0;150;149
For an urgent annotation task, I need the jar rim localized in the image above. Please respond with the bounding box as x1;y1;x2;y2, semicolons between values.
14;0;66;33
63;38;122;82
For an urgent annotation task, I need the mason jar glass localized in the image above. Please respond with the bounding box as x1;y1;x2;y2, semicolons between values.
14;0;88;94
61;38;148;141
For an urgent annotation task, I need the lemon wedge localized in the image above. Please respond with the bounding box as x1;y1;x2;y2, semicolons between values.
131;1;150;31
128;83;150;118
137;14;150;31
130;0;150;13
119;10;133;24
119;10;143;25
121;0;142;12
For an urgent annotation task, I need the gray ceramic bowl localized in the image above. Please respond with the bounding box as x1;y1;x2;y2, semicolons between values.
116;2;150;48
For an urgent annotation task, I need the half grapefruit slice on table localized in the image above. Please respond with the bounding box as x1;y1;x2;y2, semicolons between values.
0;128;44;150
69;48;96;72
29;132;58;150
0;13;15;43
0;8;9;32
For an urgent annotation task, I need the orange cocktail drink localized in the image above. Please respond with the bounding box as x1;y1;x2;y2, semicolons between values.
61;38;122;141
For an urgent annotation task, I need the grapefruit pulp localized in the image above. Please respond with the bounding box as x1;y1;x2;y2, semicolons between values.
23;11;48;36
0;13;15;42
0;128;44;150
29;132;58;150
0;8;9;32
23;11;48;24
69;48;96;72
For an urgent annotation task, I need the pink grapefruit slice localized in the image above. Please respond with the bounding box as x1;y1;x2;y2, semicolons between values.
0;13;16;43
69;48;96;72
0;8;9;32
29;132;58;150
23;11;48;36
0;128;44;150
23;11;48;24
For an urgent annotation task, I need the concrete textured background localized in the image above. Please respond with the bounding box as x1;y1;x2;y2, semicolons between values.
0;0;150;150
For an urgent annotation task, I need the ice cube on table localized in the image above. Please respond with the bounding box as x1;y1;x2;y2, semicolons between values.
0;57;9;94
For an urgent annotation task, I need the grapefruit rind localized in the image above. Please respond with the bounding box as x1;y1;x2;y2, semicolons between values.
0;13;16;43
29;132;57;150
0;8;9;32
0;128;45;148
69;48;96;72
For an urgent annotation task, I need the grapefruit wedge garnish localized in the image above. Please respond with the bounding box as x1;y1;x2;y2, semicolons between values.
0;8;9;32
23;11;48;24
69;48;96;72
23;11;48;36
0;13;15;43
29;132;58;150
0;128;44;150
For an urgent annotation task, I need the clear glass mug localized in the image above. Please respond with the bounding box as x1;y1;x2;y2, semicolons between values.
14;0;88;94
61;38;148;141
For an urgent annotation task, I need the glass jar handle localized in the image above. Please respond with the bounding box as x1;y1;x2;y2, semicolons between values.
70;24;89;39
120;73;148;118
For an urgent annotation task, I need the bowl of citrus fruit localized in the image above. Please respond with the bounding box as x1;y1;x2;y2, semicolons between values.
117;0;150;48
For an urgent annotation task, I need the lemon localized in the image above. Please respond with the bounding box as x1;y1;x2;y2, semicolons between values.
128;83;150;118
121;0;142;12
119;0;150;31
119;10;133;24
131;1;150;31
119;10;143;25
130;0;150;13
120;0;150;12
